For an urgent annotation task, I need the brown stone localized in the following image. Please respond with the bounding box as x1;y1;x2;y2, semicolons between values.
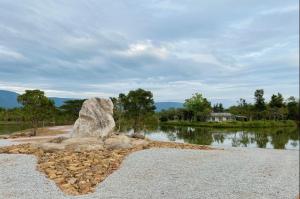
38;143;66;152
131;139;150;147
104;135;132;150
131;133;145;139
67;178;77;185
0;139;211;196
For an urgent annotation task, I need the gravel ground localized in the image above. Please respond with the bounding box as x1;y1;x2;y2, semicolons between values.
0;146;298;199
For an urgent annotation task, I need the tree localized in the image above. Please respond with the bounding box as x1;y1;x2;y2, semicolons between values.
60;99;85;121
268;93;285;120
17;90;55;136
286;96;299;120
122;88;156;132
184;93;211;121
254;89;266;111
237;98;247;108
213;103;224;112
269;93;284;108
110;93;127;131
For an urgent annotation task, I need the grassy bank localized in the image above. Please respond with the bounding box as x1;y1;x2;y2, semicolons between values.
161;120;297;128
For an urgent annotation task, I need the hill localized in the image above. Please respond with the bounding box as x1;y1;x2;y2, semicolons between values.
155;102;183;112
0;90;21;108
0;90;183;111
0;90;72;108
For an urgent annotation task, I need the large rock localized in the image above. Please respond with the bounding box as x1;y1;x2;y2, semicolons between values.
38;143;66;152
104;135;132;150
72;98;115;138
63;137;104;152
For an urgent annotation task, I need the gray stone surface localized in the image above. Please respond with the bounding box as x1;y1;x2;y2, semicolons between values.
0;145;299;199
104;134;132;149
72;98;115;138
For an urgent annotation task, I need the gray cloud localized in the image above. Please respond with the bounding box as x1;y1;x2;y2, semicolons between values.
0;0;298;105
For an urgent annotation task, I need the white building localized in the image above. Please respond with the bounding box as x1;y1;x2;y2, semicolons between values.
207;112;235;122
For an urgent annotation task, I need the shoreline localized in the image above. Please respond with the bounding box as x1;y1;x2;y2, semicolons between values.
161;120;297;128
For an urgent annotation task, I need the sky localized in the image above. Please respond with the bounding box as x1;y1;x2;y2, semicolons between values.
0;0;298;106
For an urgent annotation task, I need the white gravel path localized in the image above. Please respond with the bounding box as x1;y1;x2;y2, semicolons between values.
0;145;298;199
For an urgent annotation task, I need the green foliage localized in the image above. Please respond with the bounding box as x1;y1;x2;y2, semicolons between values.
254;89;266;111
286;96;299;120
111;88;156;132
110;93;126;131
17;90;55;135
269;93;284;108
59;99;85;121
183;93;211;121
213;103;224;112
159;89;298;128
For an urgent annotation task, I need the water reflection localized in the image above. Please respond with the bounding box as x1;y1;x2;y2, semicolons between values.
144;126;299;150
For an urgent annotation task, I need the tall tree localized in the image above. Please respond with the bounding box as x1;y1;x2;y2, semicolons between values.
123;88;156;132
286;96;299;120
110;93;126;131
268;93;285;120
60;99;85;121
237;98;247;107
184;93;211;121
254;89;266;111
17;90;55;136
269;93;284;108
213;103;224;112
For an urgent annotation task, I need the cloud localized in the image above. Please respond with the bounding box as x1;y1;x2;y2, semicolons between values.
0;45;26;60
0;0;298;105
117;40;169;59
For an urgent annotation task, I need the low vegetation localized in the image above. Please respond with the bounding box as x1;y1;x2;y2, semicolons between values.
162;120;297;128
158;89;299;127
0;88;298;133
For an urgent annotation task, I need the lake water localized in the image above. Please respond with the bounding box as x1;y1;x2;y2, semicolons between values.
143;125;299;150
1;122;299;150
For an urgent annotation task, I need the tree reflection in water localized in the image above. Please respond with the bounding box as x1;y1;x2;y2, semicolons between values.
144;125;299;149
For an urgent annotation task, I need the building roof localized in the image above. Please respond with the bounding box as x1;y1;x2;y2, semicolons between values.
210;112;233;117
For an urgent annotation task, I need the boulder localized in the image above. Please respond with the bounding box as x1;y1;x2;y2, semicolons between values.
72;98;115;138
38;143;66;152
104;135;132;150
0;134;9;139
62;137;104;152
131;139;150;147
131;133;145;139
62;137;103;145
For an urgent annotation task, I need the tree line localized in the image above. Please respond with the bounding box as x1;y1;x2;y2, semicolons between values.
0;88;157;134
0;90;85;135
0;88;298;135
158;89;299;122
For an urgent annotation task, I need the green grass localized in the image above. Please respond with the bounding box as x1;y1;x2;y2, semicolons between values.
161;120;297;128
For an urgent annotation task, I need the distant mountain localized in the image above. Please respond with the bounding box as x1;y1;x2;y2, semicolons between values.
0;90;73;108
155;102;183;112
0;90;21;108
49;97;75;107
0;90;184;111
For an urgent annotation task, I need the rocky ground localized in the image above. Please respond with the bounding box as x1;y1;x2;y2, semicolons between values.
0;125;299;199
0;137;210;195
0;146;298;199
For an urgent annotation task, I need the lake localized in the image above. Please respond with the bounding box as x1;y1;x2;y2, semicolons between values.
1;122;299;150
142;125;299;150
